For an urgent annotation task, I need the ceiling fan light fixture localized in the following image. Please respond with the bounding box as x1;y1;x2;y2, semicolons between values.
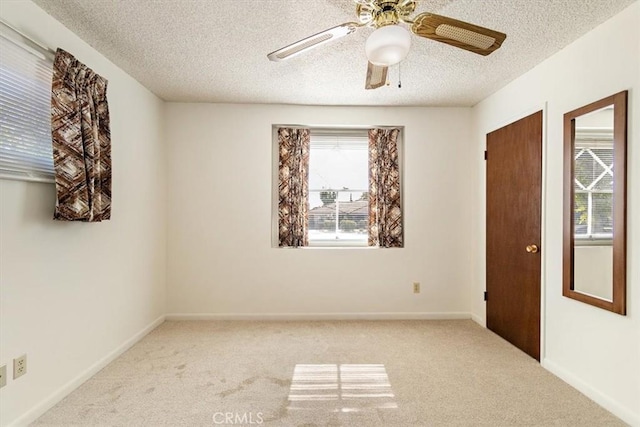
365;25;411;66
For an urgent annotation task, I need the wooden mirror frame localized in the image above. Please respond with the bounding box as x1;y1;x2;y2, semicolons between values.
563;90;627;315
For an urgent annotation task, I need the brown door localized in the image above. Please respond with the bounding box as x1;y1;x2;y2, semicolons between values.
486;111;542;361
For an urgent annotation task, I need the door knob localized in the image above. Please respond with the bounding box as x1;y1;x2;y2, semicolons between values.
526;244;539;253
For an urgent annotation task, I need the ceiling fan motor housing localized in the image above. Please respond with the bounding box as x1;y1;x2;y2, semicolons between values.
356;0;416;28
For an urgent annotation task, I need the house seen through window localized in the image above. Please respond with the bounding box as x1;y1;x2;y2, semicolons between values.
308;129;369;246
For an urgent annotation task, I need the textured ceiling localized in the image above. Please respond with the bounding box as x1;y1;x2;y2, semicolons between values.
33;0;636;106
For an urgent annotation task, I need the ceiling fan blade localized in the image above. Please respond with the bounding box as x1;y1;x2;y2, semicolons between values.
365;61;388;90
267;23;360;62
411;13;506;56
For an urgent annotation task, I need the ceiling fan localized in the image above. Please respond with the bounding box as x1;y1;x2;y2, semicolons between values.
267;0;506;90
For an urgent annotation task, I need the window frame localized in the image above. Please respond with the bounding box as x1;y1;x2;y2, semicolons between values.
271;125;404;249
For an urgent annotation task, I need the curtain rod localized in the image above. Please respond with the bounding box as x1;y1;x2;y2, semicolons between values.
0;19;55;60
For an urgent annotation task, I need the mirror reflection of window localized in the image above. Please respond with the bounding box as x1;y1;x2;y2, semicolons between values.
574;139;613;241
563;90;626;315
573;105;614;302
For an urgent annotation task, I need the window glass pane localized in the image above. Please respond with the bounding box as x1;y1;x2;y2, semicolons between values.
309;147;368;190
574;148;596;190
337;191;368;237
591;148;613;191
0;33;54;180
592;193;613;235
309;191;337;239
308;130;368;244
574;192;588;237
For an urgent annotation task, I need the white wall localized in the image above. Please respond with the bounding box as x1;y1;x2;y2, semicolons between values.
165;104;474;318
0;1;167;426
471;2;639;425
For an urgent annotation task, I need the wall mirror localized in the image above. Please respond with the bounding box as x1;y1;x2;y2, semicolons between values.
563;90;627;315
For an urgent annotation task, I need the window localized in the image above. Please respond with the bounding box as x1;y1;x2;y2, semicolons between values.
308;129;369;246
274;126;403;248
0;24;55;182
574;135;613;242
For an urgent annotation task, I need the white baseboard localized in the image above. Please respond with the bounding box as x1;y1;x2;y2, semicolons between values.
471;313;485;327
542;358;639;427
165;312;472;321
9;315;166;427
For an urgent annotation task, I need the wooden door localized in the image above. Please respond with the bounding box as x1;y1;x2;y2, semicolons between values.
486;111;542;361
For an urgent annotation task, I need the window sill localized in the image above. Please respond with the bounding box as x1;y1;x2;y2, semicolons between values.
307;237;367;248
306;244;373;249
274;242;377;249
574;239;613;247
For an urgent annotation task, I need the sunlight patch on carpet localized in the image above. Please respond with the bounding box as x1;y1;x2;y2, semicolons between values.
287;364;398;413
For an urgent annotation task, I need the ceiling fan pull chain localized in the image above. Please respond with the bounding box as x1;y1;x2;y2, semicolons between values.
398;62;402;88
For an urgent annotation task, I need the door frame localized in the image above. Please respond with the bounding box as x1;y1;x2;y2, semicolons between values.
482;102;548;362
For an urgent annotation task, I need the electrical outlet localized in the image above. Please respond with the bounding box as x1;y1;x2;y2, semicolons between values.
0;365;6;388
413;282;420;294
13;354;26;380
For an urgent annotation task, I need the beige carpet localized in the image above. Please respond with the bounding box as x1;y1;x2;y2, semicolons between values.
32;320;624;426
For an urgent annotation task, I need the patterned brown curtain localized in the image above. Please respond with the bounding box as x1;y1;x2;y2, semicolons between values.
278;128;310;247
51;48;111;222
369;128;403;247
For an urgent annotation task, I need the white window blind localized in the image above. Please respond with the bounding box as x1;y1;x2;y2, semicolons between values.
308;128;369;246
0;26;55;182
